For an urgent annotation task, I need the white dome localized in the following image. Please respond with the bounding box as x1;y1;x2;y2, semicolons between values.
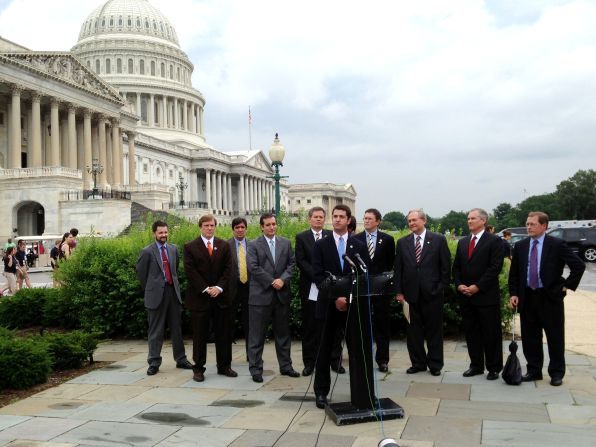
77;0;179;47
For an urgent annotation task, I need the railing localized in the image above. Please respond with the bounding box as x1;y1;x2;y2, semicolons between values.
168;201;208;210
0;166;82;179
60;190;131;201
122;183;171;193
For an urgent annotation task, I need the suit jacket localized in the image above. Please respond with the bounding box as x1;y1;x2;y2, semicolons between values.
295;228;333;300
393;230;451;303
136;242;182;310
183;236;232;311
509;234;585;309
227;237;251;299
354;230;396;275
247;235;295;306
453;232;504;306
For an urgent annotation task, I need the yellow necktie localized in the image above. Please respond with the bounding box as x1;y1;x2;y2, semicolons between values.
238;243;248;284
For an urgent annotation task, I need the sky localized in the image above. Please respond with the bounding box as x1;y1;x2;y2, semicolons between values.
1;0;596;218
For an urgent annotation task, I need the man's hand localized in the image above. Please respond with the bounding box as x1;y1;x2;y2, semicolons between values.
510;296;519;308
207;287;221;297
271;279;284;290
458;284;479;296
395;294;405;303
336;297;348;311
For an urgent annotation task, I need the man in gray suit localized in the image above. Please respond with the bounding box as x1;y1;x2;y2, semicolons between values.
136;220;193;375
247;213;299;382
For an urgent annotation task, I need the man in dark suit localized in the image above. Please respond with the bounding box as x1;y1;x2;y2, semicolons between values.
184;214;236;382
509;211;585;386
228;217;250;358
136;220;193;376
247;213;299;383
354;208;396;373
312;204;372;409
393;209;451;376
453;208;504;381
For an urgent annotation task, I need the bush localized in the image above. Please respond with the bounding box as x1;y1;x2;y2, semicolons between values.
0;326;15;340
42;288;80;329
0;288;47;329
42;331;92;370
0;336;52;389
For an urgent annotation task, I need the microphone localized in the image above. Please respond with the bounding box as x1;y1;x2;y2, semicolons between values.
353;253;368;272
342;254;357;271
378;439;399;447
325;271;337;282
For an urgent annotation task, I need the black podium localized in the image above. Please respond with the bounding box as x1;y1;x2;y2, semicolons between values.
324;272;405;425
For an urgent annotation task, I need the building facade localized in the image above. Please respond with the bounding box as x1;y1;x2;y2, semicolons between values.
288;183;357;223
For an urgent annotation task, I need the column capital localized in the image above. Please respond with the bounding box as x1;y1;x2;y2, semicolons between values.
111;118;120;127
125;130;137;139
67;103;78;113
50;97;62;107
83;108;93;119
98;114;109;124
10;84;24;95
30;92;42;102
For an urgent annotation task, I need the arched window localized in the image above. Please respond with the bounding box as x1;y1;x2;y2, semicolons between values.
109;17;114;27
160;62;165;78
87;60;91;69
153;21;157;30
145;19;149;29
116;58;122;73
154;102;159;124
140;59;145;75
95;59;100;73
101;18;106;27
128;58;134;73
119;16;123;26
128;17;132;26
105;58;111;74
151;60;156;76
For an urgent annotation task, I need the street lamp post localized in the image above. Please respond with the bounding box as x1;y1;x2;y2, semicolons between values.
176;173;188;207
86;158;104;198
268;133;288;217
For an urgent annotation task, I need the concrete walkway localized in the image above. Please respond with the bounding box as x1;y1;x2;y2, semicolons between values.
1;290;595;447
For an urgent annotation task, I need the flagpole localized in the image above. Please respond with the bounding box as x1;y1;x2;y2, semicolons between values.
248;106;252;150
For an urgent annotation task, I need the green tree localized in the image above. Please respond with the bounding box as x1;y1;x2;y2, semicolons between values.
515;193;561;224
439;210;468;235
556;169;596;219
492;203;518;230
382;211;407;230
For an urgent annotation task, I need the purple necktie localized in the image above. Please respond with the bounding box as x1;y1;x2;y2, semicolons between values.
529;239;539;289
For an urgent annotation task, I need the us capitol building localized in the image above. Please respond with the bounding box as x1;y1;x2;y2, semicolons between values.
0;0;356;240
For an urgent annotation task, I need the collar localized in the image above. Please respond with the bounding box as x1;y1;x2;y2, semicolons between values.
414;229;426;240
531;233;546;245
471;229;485;240
366;230;378;239
333;231;348;243
264;235;276;243
311;228;324;237
201;236;214;245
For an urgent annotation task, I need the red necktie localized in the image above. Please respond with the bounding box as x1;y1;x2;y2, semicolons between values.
207;240;213;256
161;245;173;284
468;236;477;259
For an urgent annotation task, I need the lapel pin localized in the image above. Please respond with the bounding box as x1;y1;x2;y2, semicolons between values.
379;239;383;244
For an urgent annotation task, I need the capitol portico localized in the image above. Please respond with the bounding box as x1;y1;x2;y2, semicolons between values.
0;0;351;241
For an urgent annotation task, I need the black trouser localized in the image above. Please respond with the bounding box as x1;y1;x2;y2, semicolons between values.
407;295;444;371
461;302;503;373
191;301;232;372
301;298;342;369
372;295;391;366
232;281;250;356
521;288;565;379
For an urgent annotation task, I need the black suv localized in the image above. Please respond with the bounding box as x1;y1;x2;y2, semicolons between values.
547;227;596;262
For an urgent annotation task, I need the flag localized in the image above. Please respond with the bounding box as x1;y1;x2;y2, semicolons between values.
248;106;252;125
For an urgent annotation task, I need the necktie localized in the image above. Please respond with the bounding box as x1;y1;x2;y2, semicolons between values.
415;235;422;264
315;232;321;241
367;233;375;260
238;242;248;284
207;240;213;256
468;236;477;259
160;245;173;284
529;239;539;289
269;238;275;263
338;236;345;270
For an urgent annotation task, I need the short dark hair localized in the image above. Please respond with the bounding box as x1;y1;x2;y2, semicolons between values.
231;217;248;228
308;206;326;218
17;239;25;246
260;213;276;226
503;230;512;237
199;214;217;227
348;216;357;233
70;228;79;237
332;204;351;219
528;211;549;226
364;208;382;221
152;220;168;232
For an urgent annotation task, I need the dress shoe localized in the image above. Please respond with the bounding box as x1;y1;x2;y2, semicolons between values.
430;369;441;376
521;373;543;382
550;377;563;386
331;364;346;374
315;394;328;409
281;369;300;378
463;368;484;377
406;366;426;374
147;365;159;376
302;366;314;376
486;371;499;381
378;363;389;373
176;360;194;370
192;371;205;382
252;374;263;383
217;367;238;377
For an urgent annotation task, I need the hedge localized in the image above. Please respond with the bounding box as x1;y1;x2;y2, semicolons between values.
0;336;52;389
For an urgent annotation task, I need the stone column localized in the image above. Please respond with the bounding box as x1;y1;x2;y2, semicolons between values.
76;122;84;170
238;174;245;213
8;86;22;168
127;131;136;186
148;94;155;127
106;121;113;185
183;100;188;131
111;121;121;187
60;117;68;167
190;169;198;202
83;110;92;186
98;117;108;187
205;168;211;209
67;105;77;169
211;170;217;210
30;93;42;168
199;106;204;135
222;173;228;211
245;175;251;212
173;97;179;129
252;177;257;212
227;175;233;212
50;99;60;166
136;93;141;118
161;96;167;128
196;105;200;135
190;104;196;133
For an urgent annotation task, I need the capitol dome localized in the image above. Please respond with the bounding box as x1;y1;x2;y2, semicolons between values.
71;0;208;148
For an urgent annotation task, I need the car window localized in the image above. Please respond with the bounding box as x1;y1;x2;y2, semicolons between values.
566;229;583;240
549;229;563;238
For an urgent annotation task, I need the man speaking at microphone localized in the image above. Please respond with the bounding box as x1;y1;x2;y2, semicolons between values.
312;204;371;409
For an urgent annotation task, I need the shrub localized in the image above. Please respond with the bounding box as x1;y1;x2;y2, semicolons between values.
0;336;52;389
42;332;90;370
0;288;47;328
42;288;80;329
0;326;15;340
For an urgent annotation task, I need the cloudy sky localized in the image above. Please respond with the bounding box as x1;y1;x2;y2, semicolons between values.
2;0;595;217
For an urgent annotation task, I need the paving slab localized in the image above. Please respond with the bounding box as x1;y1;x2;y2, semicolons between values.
228;429;354;447
0;417;85;442
470;382;574;404
406;383;470;401
156;427;245;447
0;398;95;417
68;401;153;422
51;420;179;446
0;417;30;431
482;420;596;446
129;387;227;405
401;415;481;446
92;351;140;362
67;370;146;385
73;384;151;401
130;403;239;427
441;371;494;385
392;397;440;417
4;441;76;446
437;399;549;422
135;371;194;387
222;407;306;431
33;384;101;400
97;361;147;372
182;370;275;391
352;437;433;447
546;403;596;425
212;390;284;408
570;387;596;405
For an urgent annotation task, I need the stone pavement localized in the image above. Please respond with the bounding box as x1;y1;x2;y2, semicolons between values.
1;290;596;447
